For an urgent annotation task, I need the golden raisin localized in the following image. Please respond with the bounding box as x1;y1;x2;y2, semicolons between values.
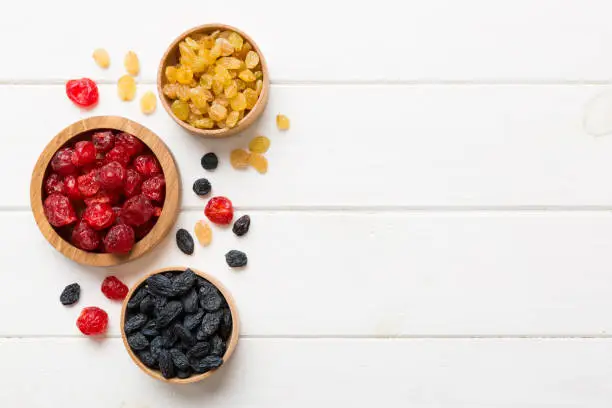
176;67;194;85
194;220;212;246
228;32;244;51
209;103;228;121
217;57;243;70
214;94;230;107
276;114;290;130
255;79;263;95
176;85;191;101
226;110;240;128
93;48;110;69
117;75;136;101
245;51;260;69
163;83;179;99
249;153;268;174
124;51;140;76
192;118;215;129
140;91;157;114
244;88;258;109
200;74;213;89
165;66;178;83
230;149;251;169
171;100;190;121
224;81;238;98
239;69;256;82
230;93;247;111
216;38;234;57
249;136;271;153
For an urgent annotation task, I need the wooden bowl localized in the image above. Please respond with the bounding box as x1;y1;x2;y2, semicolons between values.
30;116;180;267
157;23;270;138
120;266;240;383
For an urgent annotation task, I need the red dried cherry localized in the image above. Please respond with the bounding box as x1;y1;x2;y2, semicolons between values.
133;155;161;177
76;306;108;335
92;131;115;153
124;168;142;198
71;220;101;251
72;141;97;167
44;173;65;195
83;202;115;230
63;175;81;200
142;174;165;202
84;190;120;207
205;196;234;225
77;170;100;197
112;206;125;224
51;148;77;176
134;219;156;239
101;276;129;300
115;132;144;157
66;78;99;108
121;194;154;226
105;146;130;166
97;161;126;190
44;193;77;227
104;224;135;253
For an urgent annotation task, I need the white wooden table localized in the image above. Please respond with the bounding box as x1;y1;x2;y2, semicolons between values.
3;1;612;406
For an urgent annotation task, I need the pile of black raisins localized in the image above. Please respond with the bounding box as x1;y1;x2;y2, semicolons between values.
124;269;233;379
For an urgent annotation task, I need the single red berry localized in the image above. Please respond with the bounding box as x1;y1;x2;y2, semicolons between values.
153;206;162;217
63;175;81;200
76;306;108;335
104;224;135;253
121;194;154;226
44;194;78;227
77;170;100;197
71;141;97;167
142;174;165;202
105;146;131;166
134;219;156;239
84;190;121;207
112;206;125;224
115;132;144;157
83;202;115;230
44;173;65;195
97;161;126;190
205;196;234;225
133;155;161;177
66;78;99;108
92;131;115;153
123;168;142;198
51;147;77;176
71;220;101;251
101;276;129;300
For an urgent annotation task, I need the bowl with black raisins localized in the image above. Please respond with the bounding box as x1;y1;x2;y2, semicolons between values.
120;266;239;383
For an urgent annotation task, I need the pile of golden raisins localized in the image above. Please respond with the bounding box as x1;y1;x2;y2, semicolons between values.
163;30;264;130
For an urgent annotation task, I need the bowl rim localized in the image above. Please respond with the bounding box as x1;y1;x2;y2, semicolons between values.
157;23;270;138
120;266;240;384
30;116;181;267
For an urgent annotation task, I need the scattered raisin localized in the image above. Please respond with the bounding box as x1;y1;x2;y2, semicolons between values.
276;114;290;130
176;228;195;255
194;220;212;246
232;215;251;236
230;149;250;169
140;91;157;115
248;136;270;154
225;250;247;267
200;153;218;170
118;75;137;101
249;153;268;174
59;283;80;306
124;51;140;76
93;48;110;69
192;178;211;196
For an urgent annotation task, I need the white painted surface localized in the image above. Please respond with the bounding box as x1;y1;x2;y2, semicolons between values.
3;1;612;406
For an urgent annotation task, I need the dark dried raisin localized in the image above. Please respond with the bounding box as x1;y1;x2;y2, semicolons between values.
182;288;199;313
219;308;233;340
176;229;195;255
139;295;155;314
124;313;148;334
127;286;148;309
60;283;80;306
141;320;159;337
152;295;168;316
196;329;207;341
146;274;176;297
172;268;196;295
138;350;157;368
198;279;216;297
210;335;227;357
161;325;178;348
225;250;247;267
156;301;183;328
150;336;163;360
186;341;210;359
192;178;212;196
177;369;192;379
184;310;205;331
174;324;196;348
201;310;223;337
127;332;149;351
190;355;222;373
170;348;190;371
158;349;175;379
200;290;222;312
232;215;251;236
201;153;218;170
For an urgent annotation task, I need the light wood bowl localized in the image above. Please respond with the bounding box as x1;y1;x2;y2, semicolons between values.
30;116;180;267
120;266;240;384
157;23;270;138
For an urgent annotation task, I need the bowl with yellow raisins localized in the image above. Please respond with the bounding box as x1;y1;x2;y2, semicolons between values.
158;24;269;138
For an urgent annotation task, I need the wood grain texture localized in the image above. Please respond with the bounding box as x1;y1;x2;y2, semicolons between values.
158;24;270;138
120;266;240;384
29;116;180;266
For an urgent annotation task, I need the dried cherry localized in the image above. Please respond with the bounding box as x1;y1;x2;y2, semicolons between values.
77;170;101;198
66;78;99;108
63;175;81;200
134;155;161;177
97;161;126;190
142;175;165;202
44;194;77;227
115;132;144;156
105;146;131;166
123;168;142;197
204;196;234;225
51;148;77;176
101;276;129;300
76;306;108;335
71;220;101;251
72;141;97;167
121;194;154;226
92;131;115;153
83;202;115;230
104;224;135;253
45;173;65;195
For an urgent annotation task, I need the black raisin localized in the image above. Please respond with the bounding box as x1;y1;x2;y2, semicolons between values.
186;341;211;359
161;324;179;348
152;295;168;317
146;274;176;297
174;324;196;347
156;301;183;328
158;349;176;379
198;281;216;298
192;178;212;196
139;295;155;315
138;350;157;368
164;272;176;279
182;288;199;313
196;276;212;288
176;229;195;255
225;250;247;267
141;320;159;337
184;310;205;331
232;215;251;236
150;336;163;360
190;355;223;373
210;335;227;357
124;313;148;334
176;368;192;379
59;283;80;306
127;286;148;309
201;310;223;337
127;332;149;351
169;348;190;371
196;329;207;341
219;308;233;340
172;269;197;295
200;290;222;312
200;152;218;170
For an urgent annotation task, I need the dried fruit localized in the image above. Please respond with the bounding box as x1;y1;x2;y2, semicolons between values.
245;51;260;69
171;100;190;121
44;194;77;227
156;301;183;328
101;276;129;300
105;146;131;166
118;75;137;101
139;296;155;315
71;220;101;250
66;78;99;108
177;369;192;379
190;355;223;373
230;93;247;111
194;220;212;246
276;114;290;130
205;196;234;225
192;178;211;196
141;320;159;338
210;335;227;356
140;91;157;114
124;313;148;334
45;173;65;195
200;290;222;312
72;141;97;167
238;69;256;83
176;228;195;255
170;348;190;371
230;149;250;169
124;51;140;76
232;215;251;236
51;148;77;176
225;110;240;128
83;202;115;230
76;306;108;335
201;152;218;170
249;153;268;174
142;175;166;202
60;283;80;306
183;310;205;331
225;250;247;267
133;155;161;177
138;350;157;368
115;133;144;157
128;287;149;309
182;288;199;314
97;161;126;190
150;336;164;360
248;136;270;153
200;310;223;337
93;48;110;69
146;274;175;297
174;324;196;348
122;194;154;226
172;269;197;295
128;332;150;350
123;168;142;197
158;350;175;378
187;341;211;359
77;170;101;198
63;175;80;200
103;224;135;253
161;325;178;348
219;308;233;340
92;131;115;152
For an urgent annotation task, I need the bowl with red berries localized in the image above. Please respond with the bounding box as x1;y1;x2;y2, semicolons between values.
30;116;180;266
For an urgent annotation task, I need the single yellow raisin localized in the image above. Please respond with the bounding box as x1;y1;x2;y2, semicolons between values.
230;149;251;169
255;79;264;95
200;74;213;89
140;91;157;114
236;79;247;91
171;100;190;121
217;120;227;128
210;42;222;59
276;114;290;130
117;75;136;101
212;78;225;96
214;94;230;107
165;66;178;83
209;103;228;121
244;88;258;109
249;153;268;174
235;41;252;60
185;37;199;50
124;51;140;76
176;85;191;101
226;110;240;128
249;136;271;153
254;70;263;80
199;49;216;65
201;35;215;49
176;67;194;85
93;48;110;69
191;56;208;73
216;38;234;57
189;103;204;115
192;118;215;129
163;83;179;99
179;42;196;59
194;220;212;246
239;69;256;82
228;32;244;51
230;93;247;111
214;65;232;84
217;57;243;70
245;51;260;69
224;81;238;98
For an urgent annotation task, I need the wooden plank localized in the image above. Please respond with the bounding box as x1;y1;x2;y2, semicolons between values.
3;210;612;336
8;84;612;208
2;1;612;82
1;337;612;407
